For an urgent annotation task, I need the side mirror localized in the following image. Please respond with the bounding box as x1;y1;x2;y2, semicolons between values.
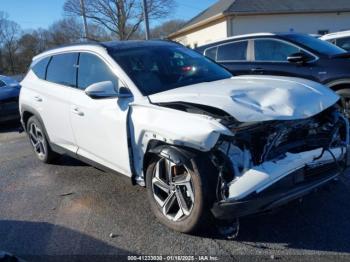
85;81;132;99
287;52;312;64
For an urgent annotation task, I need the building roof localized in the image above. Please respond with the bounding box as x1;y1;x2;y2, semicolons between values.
178;0;350;35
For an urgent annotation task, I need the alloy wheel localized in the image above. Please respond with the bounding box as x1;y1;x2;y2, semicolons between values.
151;158;195;222
28;122;46;159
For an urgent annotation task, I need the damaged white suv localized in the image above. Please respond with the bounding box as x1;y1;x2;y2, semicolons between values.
20;41;350;235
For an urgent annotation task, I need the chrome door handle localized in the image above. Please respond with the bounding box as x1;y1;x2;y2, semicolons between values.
72;107;84;116
34;96;43;102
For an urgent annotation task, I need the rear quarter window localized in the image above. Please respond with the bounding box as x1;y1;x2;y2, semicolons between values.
0;80;6;87
32;57;51;80
204;47;218;60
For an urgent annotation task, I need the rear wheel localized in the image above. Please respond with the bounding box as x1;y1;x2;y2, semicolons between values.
26;116;58;163
146;149;216;233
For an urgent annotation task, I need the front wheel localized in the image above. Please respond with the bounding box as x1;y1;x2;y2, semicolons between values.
146;149;216;233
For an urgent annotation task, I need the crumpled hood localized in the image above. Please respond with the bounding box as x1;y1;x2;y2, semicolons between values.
149;76;340;123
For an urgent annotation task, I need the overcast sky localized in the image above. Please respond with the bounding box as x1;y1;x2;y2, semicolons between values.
1;0;217;30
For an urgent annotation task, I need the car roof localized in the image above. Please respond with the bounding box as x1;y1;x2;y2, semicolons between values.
196;32;311;50
197;32;275;48
33;40;180;61
320;30;350;40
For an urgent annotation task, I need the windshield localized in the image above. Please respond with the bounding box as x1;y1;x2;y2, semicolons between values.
285;34;346;55
109;45;232;96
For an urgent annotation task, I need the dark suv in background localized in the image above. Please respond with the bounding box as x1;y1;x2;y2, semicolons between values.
196;33;350;115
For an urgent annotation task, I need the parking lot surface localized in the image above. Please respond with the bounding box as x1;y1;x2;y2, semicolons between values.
1;121;350;261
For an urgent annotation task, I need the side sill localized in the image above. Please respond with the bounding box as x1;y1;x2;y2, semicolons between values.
50;143;133;185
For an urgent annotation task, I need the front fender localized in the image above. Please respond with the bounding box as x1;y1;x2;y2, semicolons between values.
129;103;233;181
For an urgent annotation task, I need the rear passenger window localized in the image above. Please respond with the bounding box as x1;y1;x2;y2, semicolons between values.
204;47;217;60
46;53;78;87
77;53;118;90
32;57;50;80
217;41;248;61
0;80;6;87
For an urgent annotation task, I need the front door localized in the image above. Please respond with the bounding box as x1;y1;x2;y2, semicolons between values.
70;52;132;176
249;38;318;81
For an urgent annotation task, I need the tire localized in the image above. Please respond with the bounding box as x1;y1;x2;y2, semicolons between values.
26;116;58;163
145;148;217;233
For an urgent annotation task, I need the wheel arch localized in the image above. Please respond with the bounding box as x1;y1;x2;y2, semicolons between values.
20;105;51;144
142;140;200;186
325;79;350;92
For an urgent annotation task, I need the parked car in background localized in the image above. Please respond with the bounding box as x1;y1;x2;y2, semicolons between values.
19;41;349;237
196;33;350;116
320;31;350;51
0;75;21;122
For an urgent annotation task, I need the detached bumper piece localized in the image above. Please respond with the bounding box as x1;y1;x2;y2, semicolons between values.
211;163;341;220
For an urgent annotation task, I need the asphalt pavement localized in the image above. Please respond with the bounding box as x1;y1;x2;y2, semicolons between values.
1;121;350;262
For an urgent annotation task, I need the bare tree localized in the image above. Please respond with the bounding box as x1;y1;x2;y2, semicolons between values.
1;18;21;74
63;0;176;40
151;19;185;39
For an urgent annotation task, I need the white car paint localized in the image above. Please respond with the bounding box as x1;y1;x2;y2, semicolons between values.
227;147;343;200
320;30;350;41
149;75;339;123
19;42;347;204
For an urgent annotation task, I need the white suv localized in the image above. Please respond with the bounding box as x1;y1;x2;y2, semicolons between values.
19;41;349;236
320;30;350;51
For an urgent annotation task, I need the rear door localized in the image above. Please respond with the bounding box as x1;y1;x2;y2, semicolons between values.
37;53;78;153
249;38;317;80
204;40;252;75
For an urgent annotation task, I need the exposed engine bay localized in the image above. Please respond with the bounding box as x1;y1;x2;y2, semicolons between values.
209;105;349;201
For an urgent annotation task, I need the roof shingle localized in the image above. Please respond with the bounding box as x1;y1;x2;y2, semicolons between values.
183;0;350;29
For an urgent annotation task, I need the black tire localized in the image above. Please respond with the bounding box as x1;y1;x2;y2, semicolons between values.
145;148;217;233
26;116;58;163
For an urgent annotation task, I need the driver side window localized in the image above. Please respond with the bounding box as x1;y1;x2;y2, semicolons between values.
254;39;300;62
78;53;118;90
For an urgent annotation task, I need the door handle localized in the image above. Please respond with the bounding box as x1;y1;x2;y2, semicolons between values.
34;96;43;102
251;68;265;73
72;106;84;116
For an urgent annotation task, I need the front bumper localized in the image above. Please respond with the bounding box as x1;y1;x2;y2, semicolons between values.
211;147;348;220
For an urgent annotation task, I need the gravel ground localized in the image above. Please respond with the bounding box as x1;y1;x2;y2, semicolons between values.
1;121;350;262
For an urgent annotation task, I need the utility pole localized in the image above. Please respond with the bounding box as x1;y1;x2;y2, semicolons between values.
80;0;89;40
142;0;150;40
